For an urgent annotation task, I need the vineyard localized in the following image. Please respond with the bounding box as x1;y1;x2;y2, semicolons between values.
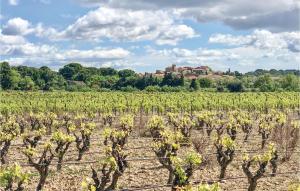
0;92;299;191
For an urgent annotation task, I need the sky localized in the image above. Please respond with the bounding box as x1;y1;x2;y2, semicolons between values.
0;0;299;73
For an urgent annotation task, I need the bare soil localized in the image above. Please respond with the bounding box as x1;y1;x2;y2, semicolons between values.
6;118;300;191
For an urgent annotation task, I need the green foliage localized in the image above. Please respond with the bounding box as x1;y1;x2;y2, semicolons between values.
120;114;134;129
51;131;75;143
199;78;213;88
136;75;162;90
288;182;300;191
197;183;221;191
0;117;20;141
120;86;139;92
161;73;185;87
190;79;199;91
242;143;278;191
246;69;300;76
254;74;275;92
1;91;299;114
0;62;21;90
1;62;299;92
171;151;202;189
59;63;83;80
217;136;236;150
214;135;236;179
161;85;188;92
84;114;133;191
291;120;300;129
227;80;244;92
18;76;35;90
0;164;30;190
144;85;161;92
147;115;165;133
118;69;136;78
280;74;300;91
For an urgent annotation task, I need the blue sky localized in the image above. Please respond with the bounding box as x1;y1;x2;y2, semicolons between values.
0;0;299;72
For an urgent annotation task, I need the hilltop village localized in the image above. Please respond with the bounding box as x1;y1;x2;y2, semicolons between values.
141;64;225;80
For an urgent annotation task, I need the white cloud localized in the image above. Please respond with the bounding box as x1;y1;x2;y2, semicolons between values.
56;7;196;45
0;32;28;56
209;34;254;46
1;42;130;60
0;33;131;68
151;48;234;64
155;25;197;45
2;32;298;72
2;1;299;71
209;30;300;52
77;0;300;32
8;0;19;6
143;41;299;72
34;23;58;38
59;48;130;60
2;18;32;36
0;38;56;57
0;33;26;45
1;17;58;40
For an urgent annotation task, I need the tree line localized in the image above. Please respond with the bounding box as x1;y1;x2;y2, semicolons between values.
0;62;299;92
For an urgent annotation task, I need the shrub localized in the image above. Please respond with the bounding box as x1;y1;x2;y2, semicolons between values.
144;85;161;92
227;81;244;92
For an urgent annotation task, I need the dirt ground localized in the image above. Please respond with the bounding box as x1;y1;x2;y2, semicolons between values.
5;116;300;191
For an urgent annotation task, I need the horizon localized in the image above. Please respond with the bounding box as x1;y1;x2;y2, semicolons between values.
1;0;299;73
2;61;300;75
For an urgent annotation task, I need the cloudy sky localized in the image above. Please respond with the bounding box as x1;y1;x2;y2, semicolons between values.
0;0;299;72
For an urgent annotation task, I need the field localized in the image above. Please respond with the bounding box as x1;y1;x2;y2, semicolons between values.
0;92;299;191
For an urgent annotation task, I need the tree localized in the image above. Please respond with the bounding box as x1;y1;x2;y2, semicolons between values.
178;74;185;86
48;75;66;90
227;81;244;92
234;71;242;77
85;75;101;88
19;76;35;90
161;73;183;87
254;74;275;92
136;75;161;90
99;67;117;76
1;68;21;90
280;74;299;91
0;62;21;90
190;79;199;91
118;69;136;78
161;73;175;86
0;62;12;89
115;76;139;90
36;66;66;90
241;76;254;89
199;78;212;88
99;76;119;89
59;63;83;80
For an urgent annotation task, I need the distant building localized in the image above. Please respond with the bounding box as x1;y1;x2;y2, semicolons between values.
177;67;193;74
138;73;144;77
164;64;211;77
165;64;177;73
155;70;164;74
154;70;165;78
193;66;210;75
152;64;215;79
